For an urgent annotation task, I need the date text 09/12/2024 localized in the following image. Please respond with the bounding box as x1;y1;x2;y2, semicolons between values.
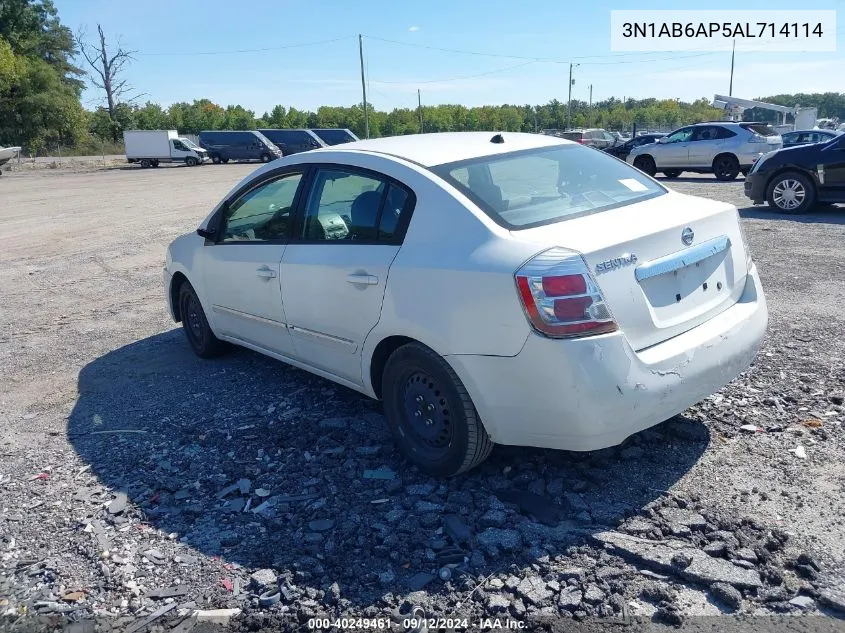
621;22;824;39
307;617;526;630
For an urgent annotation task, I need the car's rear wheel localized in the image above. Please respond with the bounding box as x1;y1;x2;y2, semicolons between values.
633;155;656;177
382;342;493;477
140;159;151;168
662;169;682;178
713;154;740;181
211;154;221;164
222;158;230;164
766;171;815;214
177;281;228;358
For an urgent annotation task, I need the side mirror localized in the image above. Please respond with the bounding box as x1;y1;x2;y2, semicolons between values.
657;137;669;144
197;227;215;240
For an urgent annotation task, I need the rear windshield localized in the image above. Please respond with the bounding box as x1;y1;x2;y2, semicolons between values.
741;123;778;136
431;144;666;230
559;132;584;141
313;129;355;145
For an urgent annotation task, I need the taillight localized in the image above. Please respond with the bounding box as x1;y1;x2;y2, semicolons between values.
747;134;767;143
577;139;588;144
515;247;618;339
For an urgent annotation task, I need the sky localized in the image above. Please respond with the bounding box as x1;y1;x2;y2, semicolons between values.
54;0;845;114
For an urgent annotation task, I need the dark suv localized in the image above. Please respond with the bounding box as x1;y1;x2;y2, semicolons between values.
744;132;845;214
198;130;281;164
259;129;325;154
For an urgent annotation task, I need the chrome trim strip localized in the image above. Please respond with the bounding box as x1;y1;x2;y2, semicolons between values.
288;325;358;352
635;235;731;282
212;305;286;328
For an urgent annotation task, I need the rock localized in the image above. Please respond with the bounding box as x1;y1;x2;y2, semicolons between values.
443;514;472;545
378;570;396;585
739;424;761;433
733;548;758;564
559;568;585;582
620;446;644;460
495;489;566;526
704;542;727;557
515;577;553;606
818;584;845;614
308;519;335;532
666;418;709;441
194;609;241;625
477;528;522;555
108;493;128;515
592;531;762;588
479;509;507;528
249;569;277;590
319;418;347;429
790;445;807;460
583;585;606;605
641;582;676;603
414;500;443;512
659;508;708;530
710;583;742;611
622;517;656;534
789;596;815;609
405;484;435;495
216;479;250;499
406;572;436;591
558;586;583;610
362;468;395;480
487;594;511;611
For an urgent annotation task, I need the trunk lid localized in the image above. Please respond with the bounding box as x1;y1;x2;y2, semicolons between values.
510;192;749;351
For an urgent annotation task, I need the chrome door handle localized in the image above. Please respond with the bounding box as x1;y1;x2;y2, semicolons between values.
346;273;378;285
256;266;277;279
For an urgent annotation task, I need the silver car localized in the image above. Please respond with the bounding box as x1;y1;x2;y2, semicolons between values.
627;121;782;181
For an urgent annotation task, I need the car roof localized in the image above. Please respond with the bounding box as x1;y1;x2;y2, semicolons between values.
315;132;570;167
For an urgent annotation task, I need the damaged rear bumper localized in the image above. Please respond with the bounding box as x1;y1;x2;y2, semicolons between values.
445;264;768;451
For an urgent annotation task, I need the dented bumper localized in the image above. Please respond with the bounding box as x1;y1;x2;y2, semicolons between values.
445;264;768;451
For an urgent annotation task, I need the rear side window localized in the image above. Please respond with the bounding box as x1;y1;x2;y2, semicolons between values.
313;129;355;145
432;145;666;230
742;123;778;137
560;132;583;141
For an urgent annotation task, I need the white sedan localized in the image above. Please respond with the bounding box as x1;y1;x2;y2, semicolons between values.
164;132;768;477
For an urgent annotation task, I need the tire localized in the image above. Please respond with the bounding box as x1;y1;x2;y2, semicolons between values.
140;159;151;168
222;158;230;164
185;156;198;167
260;153;272;163
177;281;228;358
382;342;494;477
766;171;815;214
713;154;740;181
740;168;749;177
662;169;682;178
151;160;160;168
633;155;656;177
211;154;221;164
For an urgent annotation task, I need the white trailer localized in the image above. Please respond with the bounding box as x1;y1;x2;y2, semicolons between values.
123;130;208;168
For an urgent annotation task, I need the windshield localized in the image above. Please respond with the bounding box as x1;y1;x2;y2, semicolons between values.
431;144;666;230
312;129;355;145
179;138;198;149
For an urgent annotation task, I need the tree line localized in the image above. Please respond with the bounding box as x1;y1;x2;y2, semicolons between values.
3;0;845;155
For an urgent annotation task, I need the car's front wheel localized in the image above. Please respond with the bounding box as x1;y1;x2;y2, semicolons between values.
766;171;815;214
382;342;493;477
633;155;656;177
260;153;272;163
663;169;682;178
177;281;228;358
185;156;199;167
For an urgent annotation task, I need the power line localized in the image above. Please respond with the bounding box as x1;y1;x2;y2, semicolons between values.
370;60;536;85
137;35;356;56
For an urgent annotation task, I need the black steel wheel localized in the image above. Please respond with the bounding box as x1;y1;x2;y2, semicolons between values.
382;342;493;477
177;281;228;358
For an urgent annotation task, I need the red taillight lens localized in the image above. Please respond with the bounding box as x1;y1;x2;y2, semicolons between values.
542;274;586;296
577;139;588;144
515;247;618;339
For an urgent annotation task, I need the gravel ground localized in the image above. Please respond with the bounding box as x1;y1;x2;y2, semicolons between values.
1;165;844;632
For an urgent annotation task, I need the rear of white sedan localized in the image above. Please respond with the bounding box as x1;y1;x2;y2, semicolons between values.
165;132;767;477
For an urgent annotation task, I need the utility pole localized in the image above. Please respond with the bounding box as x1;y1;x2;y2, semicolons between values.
588;84;593;127
566;63;579;130
729;38;735;97
359;34;369;139
418;89;424;133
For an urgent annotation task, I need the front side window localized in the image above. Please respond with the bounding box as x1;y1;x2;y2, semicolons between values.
173;140;187;151
666;127;693;143
219;173;302;242
432;144;666;229
301;168;412;242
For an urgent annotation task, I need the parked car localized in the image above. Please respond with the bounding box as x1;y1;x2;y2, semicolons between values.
604;133;666;160
198;130;282;164
124;130;208;168
744;132;845;214
259;129;325;155
558;128;619;150
627;121;782;181
164;131;768;476
780;129;841;148
310;128;360;145
0;145;21;174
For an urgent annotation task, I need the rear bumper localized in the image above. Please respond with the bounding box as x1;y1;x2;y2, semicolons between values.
446;264;768;451
744;172;768;203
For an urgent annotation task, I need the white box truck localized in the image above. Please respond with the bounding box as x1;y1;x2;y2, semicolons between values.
123;130;208;168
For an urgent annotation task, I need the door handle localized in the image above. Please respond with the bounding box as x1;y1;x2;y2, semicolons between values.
256;266;277;279
346;273;378;285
